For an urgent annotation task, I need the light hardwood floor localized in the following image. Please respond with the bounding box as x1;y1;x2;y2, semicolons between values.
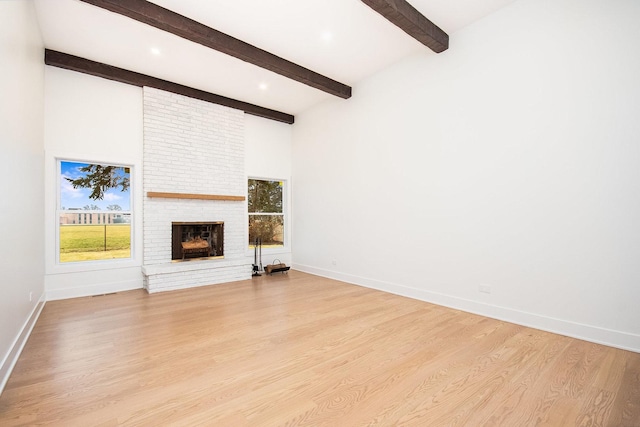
1;271;638;426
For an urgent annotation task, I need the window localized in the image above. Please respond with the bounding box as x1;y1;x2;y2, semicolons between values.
248;179;284;248
58;160;132;263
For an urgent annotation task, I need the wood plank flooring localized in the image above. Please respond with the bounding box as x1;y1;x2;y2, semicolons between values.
1;270;638;426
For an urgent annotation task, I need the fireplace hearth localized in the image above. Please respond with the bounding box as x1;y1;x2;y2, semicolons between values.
171;222;223;261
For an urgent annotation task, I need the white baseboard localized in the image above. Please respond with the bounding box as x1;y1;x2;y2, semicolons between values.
0;293;46;395
46;278;143;301
293;264;640;353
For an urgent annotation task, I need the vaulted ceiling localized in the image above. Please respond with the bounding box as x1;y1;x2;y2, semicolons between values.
34;0;516;122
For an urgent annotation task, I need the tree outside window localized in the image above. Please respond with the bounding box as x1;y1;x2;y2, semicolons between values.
248;179;284;247
58;160;132;263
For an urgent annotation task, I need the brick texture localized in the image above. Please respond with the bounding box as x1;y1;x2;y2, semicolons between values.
142;87;251;292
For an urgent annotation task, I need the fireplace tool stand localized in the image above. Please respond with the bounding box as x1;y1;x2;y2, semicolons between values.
252;237;262;277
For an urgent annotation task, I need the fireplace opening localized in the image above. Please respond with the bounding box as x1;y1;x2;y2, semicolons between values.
171;222;224;261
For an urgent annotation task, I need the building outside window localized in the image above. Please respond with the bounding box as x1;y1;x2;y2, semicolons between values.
248;178;285;248
58;160;132;263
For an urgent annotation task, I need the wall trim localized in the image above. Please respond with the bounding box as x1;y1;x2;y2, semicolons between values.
0;293;46;395
46;278;143;301
293;264;640;354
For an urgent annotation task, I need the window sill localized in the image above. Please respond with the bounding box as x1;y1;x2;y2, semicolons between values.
245;247;290;258
47;257;142;275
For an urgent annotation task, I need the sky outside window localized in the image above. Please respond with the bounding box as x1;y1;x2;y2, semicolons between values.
60;161;131;210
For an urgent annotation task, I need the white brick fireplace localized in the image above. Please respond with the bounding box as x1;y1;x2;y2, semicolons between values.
141;87;251;293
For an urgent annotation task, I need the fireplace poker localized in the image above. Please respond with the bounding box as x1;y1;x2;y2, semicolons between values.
252;237;261;276
259;237;263;272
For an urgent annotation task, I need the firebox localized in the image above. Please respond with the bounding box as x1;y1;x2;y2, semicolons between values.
171;222;224;261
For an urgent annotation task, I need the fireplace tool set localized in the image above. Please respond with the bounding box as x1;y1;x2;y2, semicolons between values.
252;237;263;276
252;237;290;276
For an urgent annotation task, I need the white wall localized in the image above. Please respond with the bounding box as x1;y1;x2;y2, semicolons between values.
245;114;293;266
43;67;144;300
292;0;640;351
0;0;45;390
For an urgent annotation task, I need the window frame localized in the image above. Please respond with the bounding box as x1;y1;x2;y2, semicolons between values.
247;177;289;252
56;158;134;266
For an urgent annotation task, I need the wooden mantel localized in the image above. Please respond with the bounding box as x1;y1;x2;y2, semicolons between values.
147;191;245;201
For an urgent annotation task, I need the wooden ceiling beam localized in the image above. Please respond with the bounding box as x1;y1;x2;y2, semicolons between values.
361;0;449;53
79;0;352;99
44;50;295;124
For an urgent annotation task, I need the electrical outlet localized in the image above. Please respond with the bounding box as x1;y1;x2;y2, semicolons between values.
29;292;33;302
331;259;337;266
479;284;491;294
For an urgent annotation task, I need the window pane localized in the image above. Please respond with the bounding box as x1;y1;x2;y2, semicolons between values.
249;215;284;246
59;160;132;263
248;179;282;213
61;161;130;210
59;214;131;263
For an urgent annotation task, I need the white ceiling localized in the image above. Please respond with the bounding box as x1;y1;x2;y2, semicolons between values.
34;0;516;117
